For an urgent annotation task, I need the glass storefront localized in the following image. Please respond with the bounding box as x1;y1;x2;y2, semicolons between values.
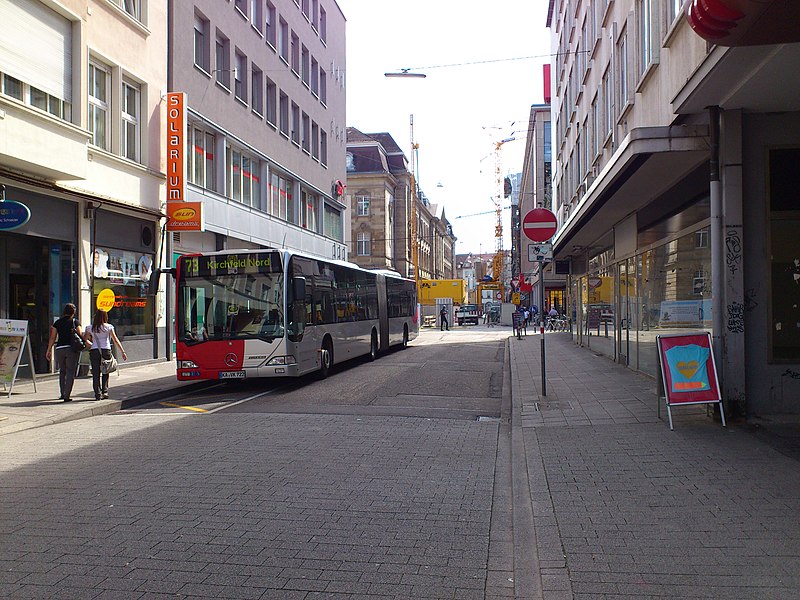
92;246;154;337
571;224;711;378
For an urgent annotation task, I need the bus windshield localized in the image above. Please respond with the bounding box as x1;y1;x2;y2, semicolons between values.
178;271;285;344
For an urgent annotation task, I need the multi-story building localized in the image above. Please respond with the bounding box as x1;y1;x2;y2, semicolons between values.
345;127;456;279
519;95;565;313
547;0;800;415
0;0;167;370
168;0;348;262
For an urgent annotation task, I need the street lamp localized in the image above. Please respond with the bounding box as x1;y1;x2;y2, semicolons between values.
384;69;426;78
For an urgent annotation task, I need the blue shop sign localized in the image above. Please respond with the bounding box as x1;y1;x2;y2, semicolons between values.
0;201;31;231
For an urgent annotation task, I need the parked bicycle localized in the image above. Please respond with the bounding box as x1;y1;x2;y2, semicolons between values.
545;314;570;332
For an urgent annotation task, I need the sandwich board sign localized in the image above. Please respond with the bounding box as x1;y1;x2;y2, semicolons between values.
656;331;725;430
1;319;37;397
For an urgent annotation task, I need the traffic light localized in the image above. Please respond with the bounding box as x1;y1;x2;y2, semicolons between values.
503;176;512;198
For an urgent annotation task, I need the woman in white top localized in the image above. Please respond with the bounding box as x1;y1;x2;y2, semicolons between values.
83;309;127;400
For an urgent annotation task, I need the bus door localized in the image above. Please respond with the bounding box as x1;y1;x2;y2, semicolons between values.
295;275;319;373
376;276;389;351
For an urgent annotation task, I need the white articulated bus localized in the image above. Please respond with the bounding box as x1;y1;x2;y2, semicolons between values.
175;249;418;380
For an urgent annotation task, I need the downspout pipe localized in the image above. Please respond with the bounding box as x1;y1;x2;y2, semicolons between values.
709;106;724;389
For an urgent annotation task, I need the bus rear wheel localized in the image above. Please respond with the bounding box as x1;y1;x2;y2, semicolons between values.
369;331;378;361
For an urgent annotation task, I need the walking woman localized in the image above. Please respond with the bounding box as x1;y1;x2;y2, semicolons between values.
83;309;127;400
45;303;85;402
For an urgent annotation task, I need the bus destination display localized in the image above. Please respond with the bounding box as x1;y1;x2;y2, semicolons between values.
180;252;282;277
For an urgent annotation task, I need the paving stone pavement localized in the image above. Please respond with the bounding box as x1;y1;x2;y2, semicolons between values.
2;330;800;598
0;412;499;600
510;332;800;600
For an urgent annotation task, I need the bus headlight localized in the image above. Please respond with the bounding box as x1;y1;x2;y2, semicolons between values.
179;360;199;369
267;355;297;366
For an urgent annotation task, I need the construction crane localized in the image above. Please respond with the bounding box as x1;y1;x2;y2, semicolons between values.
491;136;515;283
453;206;511;219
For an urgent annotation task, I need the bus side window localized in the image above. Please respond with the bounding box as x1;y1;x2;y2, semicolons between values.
305;281;314;325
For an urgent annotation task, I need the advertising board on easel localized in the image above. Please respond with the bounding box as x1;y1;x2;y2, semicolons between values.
656;331;725;430
1;319;38;397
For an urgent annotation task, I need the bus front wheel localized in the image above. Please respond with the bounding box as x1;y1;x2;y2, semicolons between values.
318;341;332;379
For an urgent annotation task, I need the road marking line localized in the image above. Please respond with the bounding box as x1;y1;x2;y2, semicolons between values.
205;385;291;414
159;401;209;413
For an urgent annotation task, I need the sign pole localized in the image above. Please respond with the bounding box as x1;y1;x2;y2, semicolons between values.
539;259;546;397
522;208;557;400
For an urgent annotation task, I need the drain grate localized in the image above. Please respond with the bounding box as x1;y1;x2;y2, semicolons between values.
477;416;501;422
534;401;573;412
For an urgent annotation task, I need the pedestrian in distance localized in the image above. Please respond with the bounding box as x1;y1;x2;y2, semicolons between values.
549;306;559;318
45;303;86;402
440;305;449;331
83;309;127;401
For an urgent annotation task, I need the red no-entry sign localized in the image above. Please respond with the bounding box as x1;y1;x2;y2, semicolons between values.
522;208;558;242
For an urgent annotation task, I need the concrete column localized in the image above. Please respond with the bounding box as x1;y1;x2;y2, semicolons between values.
721;110;746;416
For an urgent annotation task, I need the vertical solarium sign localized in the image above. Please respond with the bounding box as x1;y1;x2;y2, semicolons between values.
166;92;203;231
166;92;186;202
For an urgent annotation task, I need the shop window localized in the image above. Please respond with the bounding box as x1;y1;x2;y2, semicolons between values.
769;148;800;361
637;228;711;376
92;247;155;336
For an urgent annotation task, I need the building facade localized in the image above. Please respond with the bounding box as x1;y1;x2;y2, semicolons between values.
519;101;565;313
547;0;800;415
345;127;456;279
1;0;167;371
167;0;349;288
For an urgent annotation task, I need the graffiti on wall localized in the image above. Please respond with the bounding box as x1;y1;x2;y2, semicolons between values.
726;301;745;334
782;369;800;381
725;228;743;276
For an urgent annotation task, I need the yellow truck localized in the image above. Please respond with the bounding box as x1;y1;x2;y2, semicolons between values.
417;279;466;306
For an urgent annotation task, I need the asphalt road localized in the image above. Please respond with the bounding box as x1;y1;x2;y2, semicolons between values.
0;327;515;600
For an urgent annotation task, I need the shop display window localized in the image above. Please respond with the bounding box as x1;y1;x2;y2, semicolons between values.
636;227;711;376
92;247;154;337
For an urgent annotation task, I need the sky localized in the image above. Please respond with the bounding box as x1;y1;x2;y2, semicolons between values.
335;0;552;255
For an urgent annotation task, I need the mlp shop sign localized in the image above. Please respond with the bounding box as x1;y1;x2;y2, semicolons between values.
0;200;31;231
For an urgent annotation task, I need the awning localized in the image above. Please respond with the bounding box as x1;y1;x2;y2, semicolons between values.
673;43;800;114
552;125;709;259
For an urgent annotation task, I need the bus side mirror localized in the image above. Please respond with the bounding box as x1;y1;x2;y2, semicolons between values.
292;276;306;303
148;267;176;296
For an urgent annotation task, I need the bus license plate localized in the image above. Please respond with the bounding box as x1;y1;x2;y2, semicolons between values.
219;371;246;379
